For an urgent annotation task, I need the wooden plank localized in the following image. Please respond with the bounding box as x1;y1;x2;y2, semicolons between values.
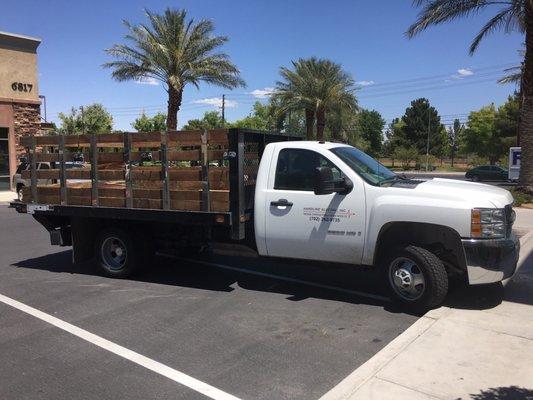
201;130;210;212
99;170;125;180
97;133;125;144
90;135;99;206
132;189;162;199
167;150;200;162
29;135;37;203
207;149;226;161
59;135;67;205
161;131;170;210
67;196;92;206
133;198;162;209
167;131;202;146
124;132;133;208
99;197;126;208
131;132;161;144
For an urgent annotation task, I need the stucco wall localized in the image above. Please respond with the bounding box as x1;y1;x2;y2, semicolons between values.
0;47;39;102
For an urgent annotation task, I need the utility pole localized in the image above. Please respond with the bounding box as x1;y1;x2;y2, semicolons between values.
426;108;431;172
221;94;225;127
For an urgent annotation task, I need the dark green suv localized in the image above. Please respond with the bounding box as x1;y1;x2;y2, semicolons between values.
465;165;508;182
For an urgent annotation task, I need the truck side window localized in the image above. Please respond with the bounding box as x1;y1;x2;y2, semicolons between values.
274;148;342;191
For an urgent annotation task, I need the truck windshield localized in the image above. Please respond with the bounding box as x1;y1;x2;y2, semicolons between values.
330;146;397;186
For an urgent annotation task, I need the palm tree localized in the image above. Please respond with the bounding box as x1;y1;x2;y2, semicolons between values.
406;0;533;187
273;58;357;141
104;8;245;130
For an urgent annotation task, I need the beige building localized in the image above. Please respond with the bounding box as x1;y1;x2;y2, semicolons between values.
0;31;41;190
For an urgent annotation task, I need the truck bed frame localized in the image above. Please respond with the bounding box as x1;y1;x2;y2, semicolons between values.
12;128;302;244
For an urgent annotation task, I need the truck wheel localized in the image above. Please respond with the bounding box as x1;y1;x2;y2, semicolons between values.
94;228;140;278
384;246;448;310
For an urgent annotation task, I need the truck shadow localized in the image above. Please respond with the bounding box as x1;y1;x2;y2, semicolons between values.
13;246;532;315
11;249;416;315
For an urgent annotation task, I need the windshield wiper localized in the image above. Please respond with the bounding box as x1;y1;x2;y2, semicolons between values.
378;175;404;186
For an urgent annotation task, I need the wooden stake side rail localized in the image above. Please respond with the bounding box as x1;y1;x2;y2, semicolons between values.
22;129;231;213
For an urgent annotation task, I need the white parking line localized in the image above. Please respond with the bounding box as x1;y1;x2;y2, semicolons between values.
0;293;241;400
174;256;391;303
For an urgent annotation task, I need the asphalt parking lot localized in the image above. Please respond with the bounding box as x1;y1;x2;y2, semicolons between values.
0;205;418;400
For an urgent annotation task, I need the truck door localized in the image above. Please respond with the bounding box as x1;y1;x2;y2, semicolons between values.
264;147;365;264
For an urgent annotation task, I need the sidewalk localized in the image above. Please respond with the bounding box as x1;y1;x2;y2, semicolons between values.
0;190;16;203
322;209;533;400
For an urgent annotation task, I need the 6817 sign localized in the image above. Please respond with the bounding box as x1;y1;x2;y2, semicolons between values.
11;82;33;93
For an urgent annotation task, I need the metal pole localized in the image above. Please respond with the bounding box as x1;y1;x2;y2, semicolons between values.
426;108;430;172
39;95;47;122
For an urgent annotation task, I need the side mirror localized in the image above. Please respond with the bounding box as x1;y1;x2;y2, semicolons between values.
314;167;353;195
314;167;336;195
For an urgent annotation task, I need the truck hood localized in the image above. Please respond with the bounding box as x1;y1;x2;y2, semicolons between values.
415;178;513;208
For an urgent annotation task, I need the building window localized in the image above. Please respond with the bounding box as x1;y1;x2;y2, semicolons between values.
0;128;9;188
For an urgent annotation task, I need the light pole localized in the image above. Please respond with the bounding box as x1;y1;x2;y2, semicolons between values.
426;108;431;172
39;95;47;122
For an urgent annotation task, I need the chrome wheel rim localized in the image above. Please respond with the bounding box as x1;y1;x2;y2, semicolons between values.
18;189;23;202
101;237;127;271
388;257;425;301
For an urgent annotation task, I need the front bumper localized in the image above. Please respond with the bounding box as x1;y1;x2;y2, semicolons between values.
462;233;520;285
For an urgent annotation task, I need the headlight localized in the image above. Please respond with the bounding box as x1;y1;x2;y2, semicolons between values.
471;208;506;238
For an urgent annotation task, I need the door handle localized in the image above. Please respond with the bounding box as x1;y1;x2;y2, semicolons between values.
270;199;293;207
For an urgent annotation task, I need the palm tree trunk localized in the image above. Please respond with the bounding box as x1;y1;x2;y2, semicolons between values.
166;86;182;130
305;108;314;140
316;108;325;142
520;1;533;189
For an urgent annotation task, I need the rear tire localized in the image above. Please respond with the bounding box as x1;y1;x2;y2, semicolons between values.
383;245;448;311
94;228;140;278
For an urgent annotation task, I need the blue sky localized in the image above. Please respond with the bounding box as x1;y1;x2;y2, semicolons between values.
0;0;524;131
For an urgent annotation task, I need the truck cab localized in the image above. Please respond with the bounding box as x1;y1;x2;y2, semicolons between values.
254;141;519;309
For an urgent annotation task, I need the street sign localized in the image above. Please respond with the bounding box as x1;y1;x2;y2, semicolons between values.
509;147;521;181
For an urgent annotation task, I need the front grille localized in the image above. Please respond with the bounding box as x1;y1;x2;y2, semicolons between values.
505;204;515;237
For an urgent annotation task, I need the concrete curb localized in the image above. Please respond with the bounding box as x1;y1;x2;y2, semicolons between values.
319;315;440;400
320;231;533;400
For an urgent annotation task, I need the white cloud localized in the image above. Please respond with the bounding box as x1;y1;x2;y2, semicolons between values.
355;80;375;87
450;68;474;80
457;68;474;77
135;77;159;86
250;87;275;98
191;97;237;108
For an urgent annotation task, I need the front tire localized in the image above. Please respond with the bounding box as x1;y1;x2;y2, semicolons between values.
471;175;481;182
384;246;448;310
94;228;140;278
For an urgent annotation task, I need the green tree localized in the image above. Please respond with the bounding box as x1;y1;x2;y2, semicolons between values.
230;102;277;130
401;98;444;155
463;105;503;164
104;8;245;130
182;111;224;130
355;109;385;156
58;103;113;134
393;146;420;170
273;57;357;140
406;0;533;187
131;112;167;132
383;118;407;157
448;119;464;167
